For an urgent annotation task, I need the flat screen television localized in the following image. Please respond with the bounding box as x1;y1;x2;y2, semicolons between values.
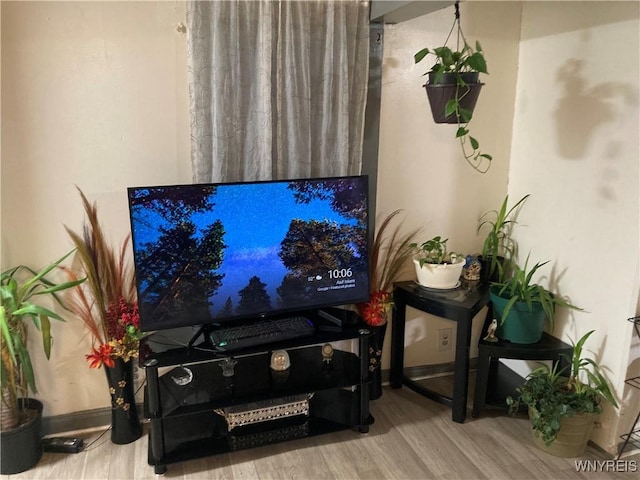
127;175;370;334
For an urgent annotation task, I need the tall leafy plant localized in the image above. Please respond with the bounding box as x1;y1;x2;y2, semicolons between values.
477;193;529;281
0;251;84;429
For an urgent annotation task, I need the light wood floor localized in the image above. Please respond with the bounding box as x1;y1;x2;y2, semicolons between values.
3;382;639;480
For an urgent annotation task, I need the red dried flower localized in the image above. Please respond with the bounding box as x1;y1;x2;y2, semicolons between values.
86;343;115;369
360;290;392;327
85;298;141;368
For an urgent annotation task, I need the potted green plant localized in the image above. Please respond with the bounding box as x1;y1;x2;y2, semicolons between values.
477;193;529;283
507;330;618;457
0;250;84;474
490;254;582;344
411;236;465;290
414;1;491;173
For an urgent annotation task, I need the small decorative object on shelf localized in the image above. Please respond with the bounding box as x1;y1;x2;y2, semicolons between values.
219;357;238;377
215;394;312;431
483;319;498;342
322;344;334;365
270;350;291;372
463;255;481;281
171;366;193;386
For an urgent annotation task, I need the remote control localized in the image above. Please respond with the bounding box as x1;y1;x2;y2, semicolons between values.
42;437;84;454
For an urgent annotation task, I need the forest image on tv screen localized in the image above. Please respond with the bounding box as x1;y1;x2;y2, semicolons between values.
128;177;369;331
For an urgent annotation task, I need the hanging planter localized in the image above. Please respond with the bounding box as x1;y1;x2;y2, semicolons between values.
424;72;484;124
414;1;492;173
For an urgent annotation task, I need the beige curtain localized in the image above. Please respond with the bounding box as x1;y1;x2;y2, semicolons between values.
187;0;370;183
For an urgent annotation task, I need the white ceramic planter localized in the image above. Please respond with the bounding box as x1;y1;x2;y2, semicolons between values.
413;256;465;289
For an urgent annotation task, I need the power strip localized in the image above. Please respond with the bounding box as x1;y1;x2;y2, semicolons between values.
42;437;84;454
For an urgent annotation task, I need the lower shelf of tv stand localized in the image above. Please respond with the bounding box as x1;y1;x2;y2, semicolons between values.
147;389;373;473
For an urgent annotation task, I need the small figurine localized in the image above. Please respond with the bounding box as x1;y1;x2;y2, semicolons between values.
322;343;334;364
270;350;291;372
483;319;499;342
219;357;238;377
171;366;193;386
321;343;334;372
463;255;482;281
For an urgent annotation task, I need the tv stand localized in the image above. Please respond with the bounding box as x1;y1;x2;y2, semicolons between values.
140;316;372;474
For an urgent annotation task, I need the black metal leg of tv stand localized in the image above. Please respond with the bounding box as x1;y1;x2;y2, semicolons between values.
359;328;371;433
145;366;167;475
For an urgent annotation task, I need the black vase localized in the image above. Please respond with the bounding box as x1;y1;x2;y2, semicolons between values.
104;358;142;444
368;323;387;400
479;255;505;284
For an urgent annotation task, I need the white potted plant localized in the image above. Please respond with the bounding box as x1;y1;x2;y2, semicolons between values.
411;236;465;289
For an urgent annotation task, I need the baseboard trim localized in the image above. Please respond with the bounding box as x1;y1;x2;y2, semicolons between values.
379;358;478;386
43;404;146;436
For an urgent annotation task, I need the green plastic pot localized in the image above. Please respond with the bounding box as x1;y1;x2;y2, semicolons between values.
490;289;546;344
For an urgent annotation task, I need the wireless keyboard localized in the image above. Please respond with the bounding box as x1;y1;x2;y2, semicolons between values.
209;316;315;351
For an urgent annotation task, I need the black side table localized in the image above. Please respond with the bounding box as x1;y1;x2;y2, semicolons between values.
472;318;573;418
390;280;490;423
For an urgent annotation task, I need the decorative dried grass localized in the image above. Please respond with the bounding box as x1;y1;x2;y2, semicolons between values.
63;187;136;346
369;209;421;294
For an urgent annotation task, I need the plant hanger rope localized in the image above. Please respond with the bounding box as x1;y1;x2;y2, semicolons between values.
451;1;491;174
445;1;466;52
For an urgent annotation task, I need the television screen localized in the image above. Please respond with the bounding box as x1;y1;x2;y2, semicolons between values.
127;175;370;332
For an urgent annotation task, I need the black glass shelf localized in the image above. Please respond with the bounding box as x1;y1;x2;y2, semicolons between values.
146;346;362;418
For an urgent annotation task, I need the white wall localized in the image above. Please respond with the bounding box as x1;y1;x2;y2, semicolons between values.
1;1;191;415
507;1;639;454
376;1;521;369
